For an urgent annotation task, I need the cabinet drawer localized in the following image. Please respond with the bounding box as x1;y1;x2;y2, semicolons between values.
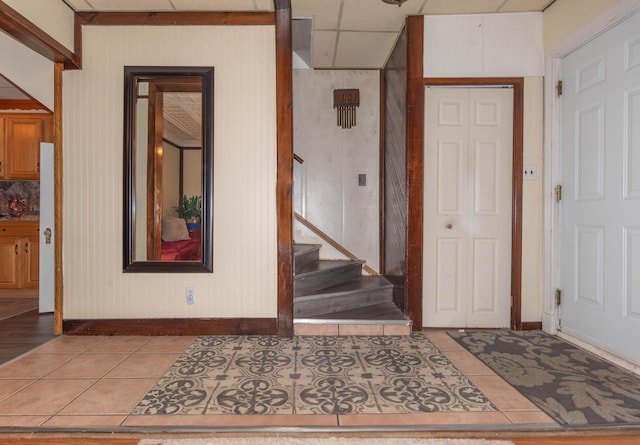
0;221;39;238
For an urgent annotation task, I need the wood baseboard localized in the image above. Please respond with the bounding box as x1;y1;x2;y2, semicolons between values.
62;317;278;336
522;321;542;330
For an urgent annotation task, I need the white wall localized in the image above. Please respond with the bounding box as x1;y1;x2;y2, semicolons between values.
293;69;380;272
63;25;277;319
543;0;624;51
423;13;545;323
424;12;544;77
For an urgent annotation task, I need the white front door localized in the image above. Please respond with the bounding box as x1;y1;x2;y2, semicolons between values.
423;87;513;328
559;10;640;363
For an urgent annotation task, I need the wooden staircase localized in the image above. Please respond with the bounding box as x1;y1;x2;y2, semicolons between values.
293;243;411;336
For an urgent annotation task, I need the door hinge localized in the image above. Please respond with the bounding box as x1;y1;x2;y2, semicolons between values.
555;184;562;202
557;80;563;96
555;289;562;306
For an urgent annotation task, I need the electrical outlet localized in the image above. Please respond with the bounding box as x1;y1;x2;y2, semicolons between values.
186;287;195;305
523;164;537;181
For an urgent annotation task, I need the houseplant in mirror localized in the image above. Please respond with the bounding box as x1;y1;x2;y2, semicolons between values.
176;195;202;224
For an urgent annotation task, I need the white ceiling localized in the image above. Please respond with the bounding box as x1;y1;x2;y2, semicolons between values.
61;0;556;69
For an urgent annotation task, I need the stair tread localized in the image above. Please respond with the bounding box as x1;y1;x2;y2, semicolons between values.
296;302;408;322
295;259;364;277
295;275;392;299
293;243;321;255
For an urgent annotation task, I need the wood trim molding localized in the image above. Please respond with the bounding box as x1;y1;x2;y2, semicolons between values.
275;0;294;337
0;100;48;111
378;69;386;276
423;77;525;331
0;1;80;69
75;11;275;27
63;318;277;336
406;16;424;331
522;322;542;331
54;62;64;335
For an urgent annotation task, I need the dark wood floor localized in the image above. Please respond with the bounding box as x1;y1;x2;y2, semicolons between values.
0;309;55;364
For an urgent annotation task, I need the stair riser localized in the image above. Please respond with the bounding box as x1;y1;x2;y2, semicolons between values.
295;262;363;296
294;287;394;317
294;247;320;275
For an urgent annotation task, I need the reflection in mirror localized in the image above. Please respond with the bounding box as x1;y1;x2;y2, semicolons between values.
124;67;213;272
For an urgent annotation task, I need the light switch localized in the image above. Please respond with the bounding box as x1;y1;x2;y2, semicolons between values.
358;174;366;186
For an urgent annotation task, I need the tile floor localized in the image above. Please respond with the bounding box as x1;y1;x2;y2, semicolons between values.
0;331;557;431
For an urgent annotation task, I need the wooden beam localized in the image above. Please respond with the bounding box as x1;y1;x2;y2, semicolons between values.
75;11;275;26
275;0;293;338
405;15;424;331
0;1;80;69
53;62;63;335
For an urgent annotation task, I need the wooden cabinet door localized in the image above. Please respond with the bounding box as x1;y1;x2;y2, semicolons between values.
0;237;20;288
23;237;39;288
4;117;44;179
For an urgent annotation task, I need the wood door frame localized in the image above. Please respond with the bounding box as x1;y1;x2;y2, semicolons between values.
419;77;524;330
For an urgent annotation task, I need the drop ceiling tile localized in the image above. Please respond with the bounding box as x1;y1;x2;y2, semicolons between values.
312;30;338;68
334;31;397;68
341;0;423;31
499;0;555;12
84;0;174;11
170;0;258;11
422;0;504;14
293;0;342;30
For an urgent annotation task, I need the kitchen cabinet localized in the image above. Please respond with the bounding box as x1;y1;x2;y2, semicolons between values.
0;221;39;289
0;114;53;179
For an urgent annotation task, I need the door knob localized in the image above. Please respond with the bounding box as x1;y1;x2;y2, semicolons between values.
446;224;453;229
44;227;52;245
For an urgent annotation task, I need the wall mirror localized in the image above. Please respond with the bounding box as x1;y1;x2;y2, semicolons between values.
123;66;214;272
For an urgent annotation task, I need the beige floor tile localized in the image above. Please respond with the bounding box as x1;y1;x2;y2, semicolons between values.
423;330;466;350
0;380;32;401
34;335;104;353
42;414;127;427
0;415;51;427
59;378;158;415
123;414;339;427
338;411;513;426
338;324;384;336
0;353;77;379
137;336;197;352
106;352;182;378
294;324;339;336
440;349;495;375
87;336;151;353
504;410;557;425
383;324;411;336
0;379;95;415
467;375;540;411
44;353;129;379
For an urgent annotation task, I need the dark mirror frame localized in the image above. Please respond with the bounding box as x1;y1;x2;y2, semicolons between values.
123;66;214;273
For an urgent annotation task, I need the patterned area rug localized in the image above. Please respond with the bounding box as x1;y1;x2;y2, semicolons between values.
133;334;497;416
448;330;640;426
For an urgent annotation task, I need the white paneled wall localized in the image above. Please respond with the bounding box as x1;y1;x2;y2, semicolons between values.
63;26;277;319
424;13;544;77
